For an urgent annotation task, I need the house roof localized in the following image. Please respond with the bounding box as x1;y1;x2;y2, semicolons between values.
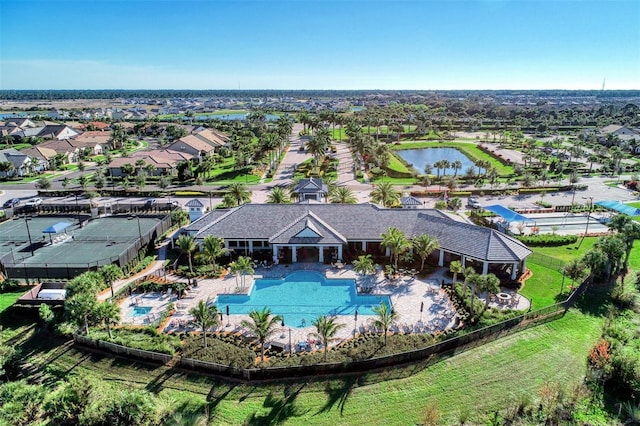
185;199;205;208
293;178;328;195
193;128;229;146
72;131;112;147
107;149;191;170
187;203;532;263
0;148;28;168
38;139;77;154
21;146;58;161
400;195;422;206
170;135;215;153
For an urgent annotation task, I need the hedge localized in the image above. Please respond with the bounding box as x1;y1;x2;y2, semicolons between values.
516;234;578;246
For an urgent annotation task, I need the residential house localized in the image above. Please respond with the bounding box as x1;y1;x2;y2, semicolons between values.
37;139;81;163
71;131;112;155
0;148;37;177
167;134;215;158
21;146;57;169
107;149;191;177
598;124;640;148
36;124;80;140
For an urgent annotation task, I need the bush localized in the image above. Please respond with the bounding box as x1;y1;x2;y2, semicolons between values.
91;328;182;355
516;234;578;246
0;279;21;292
181;334;255;368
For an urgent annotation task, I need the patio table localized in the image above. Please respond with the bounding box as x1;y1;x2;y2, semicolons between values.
496;292;512;304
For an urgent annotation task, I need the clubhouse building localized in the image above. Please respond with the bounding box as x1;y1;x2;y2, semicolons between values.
185;203;532;280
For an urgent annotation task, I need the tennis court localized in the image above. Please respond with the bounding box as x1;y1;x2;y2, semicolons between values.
0;214;170;279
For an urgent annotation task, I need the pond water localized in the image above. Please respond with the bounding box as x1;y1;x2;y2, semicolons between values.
195;113;280;121
396;147;476;175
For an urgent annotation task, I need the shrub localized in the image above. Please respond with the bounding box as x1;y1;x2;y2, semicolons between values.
0;279;21;292
91;328;182;355
516;234;578;246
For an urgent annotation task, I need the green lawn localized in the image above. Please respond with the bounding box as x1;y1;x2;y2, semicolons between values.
529;237;598;262
387;152;413;175
12;304;604;425
0;291;24;313
521;262;565;309
392;141;514;176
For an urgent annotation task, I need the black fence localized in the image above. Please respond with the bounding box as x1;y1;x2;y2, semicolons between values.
528;252;566;272
73;277;589;382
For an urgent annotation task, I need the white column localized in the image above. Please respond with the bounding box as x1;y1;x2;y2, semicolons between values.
511;262;518;280
337;245;343;261
292;246;297;263
319;247;324;263
273;245;279;259
385;248;390;257
461;255;466;268
224;240;230;250
361;241;367;251
482;261;489;275
438;249;444;267
248;240;253;253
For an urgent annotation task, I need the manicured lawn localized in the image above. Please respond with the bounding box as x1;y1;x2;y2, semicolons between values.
387;152;413;175
529;237;598;262
521;261;565;309
392;141;514;176
0;291;24;313
14;304;603;425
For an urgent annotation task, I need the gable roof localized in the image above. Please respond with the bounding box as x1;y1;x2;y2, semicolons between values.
400;195;422;206
187;204;531;263
0;148;29;167
107;149;191;170
293;178;328;195
21;146;58;161
170;134;215;153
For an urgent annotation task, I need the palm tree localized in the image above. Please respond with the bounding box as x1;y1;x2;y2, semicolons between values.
202;235;226;273
370;181;400;208
227;183;251;206
477;273;501;313
311;316;345;361
241;307;283;363
266;186;291;204
65;292;97;335
451;160;462;177
235;256;254;288
95;301;120;339
176;234;197;275
329;186;357;204
352;254;376;276
607;214;640;271
100;264;123;298
381;227;411;270
449;260;463;287
372;302;398;346
189;300;220;348
412;234;439;271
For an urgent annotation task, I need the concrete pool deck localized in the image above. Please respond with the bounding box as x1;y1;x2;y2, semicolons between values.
119;264;530;351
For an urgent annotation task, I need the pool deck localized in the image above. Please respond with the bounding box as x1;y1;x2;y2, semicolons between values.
119;264;530;352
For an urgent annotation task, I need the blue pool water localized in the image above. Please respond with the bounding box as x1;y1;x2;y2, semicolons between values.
217;271;391;328
396;148;477;175
131;306;152;317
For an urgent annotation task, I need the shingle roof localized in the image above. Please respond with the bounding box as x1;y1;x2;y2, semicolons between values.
185;199;205;207
187;204;531;262
400;195;422;206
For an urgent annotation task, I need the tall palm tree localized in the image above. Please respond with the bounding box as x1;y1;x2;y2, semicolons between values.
607;214;640;271
95;301;120;339
100;264;123;298
241;307;283;363
352;254;376;276
381;227;411;269
370;181;400;208
202;235;226;273
235;256;254;288
372;302;398;346
412;234;439;271
449;260;463;287
227;183;251;206
176;234;197;274
329;186;357;204
452;160;462;177
477;273;501;313
311;316;345;361
266;186;291;204
306;133;329;166
189;300;220;348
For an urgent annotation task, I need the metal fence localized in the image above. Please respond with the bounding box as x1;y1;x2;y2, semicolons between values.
528;252;566;272
74;334;173;364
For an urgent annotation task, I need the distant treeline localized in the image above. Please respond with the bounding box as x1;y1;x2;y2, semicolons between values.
0;89;639;101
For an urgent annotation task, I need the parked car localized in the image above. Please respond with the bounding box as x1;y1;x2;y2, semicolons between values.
25;197;43;207
467;197;482;209
2;198;20;208
144;199;157;208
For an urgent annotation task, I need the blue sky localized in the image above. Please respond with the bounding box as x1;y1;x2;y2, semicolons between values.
1;0;638;90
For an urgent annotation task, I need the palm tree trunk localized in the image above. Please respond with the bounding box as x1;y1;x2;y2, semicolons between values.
203;327;207;348
106;322;112;339
188;254;193;274
420;258;426;271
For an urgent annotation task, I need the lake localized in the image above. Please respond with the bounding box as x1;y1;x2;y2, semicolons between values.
195;113;280;121
396;147;476;175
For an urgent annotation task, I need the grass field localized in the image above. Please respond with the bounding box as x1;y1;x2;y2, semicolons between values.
520;262;565;309
0;291;23;313
11;301;603;425
529;237;598;262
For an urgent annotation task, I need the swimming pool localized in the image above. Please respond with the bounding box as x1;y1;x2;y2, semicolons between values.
216;271;391;328
131;306;152;317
